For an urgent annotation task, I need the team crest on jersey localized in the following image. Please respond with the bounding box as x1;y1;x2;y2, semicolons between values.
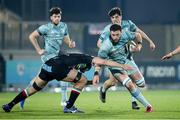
60;29;65;34
50;30;56;35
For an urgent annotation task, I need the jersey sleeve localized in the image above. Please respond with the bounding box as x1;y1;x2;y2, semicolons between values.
37;25;48;36
128;20;137;32
98;42;110;59
64;23;69;36
99;25;110;42
123;31;136;41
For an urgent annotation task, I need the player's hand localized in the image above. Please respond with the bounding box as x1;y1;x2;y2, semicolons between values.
149;41;156;51
37;49;45;55
122;64;134;70
161;53;173;60
69;40;76;48
93;75;100;86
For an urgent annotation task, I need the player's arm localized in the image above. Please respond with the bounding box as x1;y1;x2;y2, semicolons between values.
97;28;109;48
93;57;133;70
161;46;180;60
132;32;143;52
92;57;133;85
136;28;155;51
29;30;45;55
92;64;101;85
63;35;76;48
97;39;102;48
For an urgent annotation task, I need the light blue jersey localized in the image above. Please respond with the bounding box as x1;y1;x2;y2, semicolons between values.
98;31;135;64
37;22;69;63
99;20;142;75
99;20;137;42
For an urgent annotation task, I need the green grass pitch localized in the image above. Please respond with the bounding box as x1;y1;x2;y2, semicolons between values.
0;90;180;119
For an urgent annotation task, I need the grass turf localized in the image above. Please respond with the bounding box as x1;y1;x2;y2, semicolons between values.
0;90;180;119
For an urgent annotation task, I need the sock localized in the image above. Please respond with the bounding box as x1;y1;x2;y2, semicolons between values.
8;89;29;108
130;88;151;107
60;82;68;103
131;96;137;102
102;85;106;93
19;81;33;108
66;88;81;109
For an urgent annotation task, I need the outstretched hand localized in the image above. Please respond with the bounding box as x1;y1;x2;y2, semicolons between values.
149;41;156;51
93;75;100;86
161;53;173;60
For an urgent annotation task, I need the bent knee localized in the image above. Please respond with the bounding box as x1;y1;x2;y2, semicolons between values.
80;76;87;85
74;77;87;90
123;79;135;91
135;78;145;88
75;75;87;86
104;79;116;86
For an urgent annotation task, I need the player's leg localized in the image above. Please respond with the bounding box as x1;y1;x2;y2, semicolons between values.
20;79;35;109
127;60;145;109
129;71;145;110
63;69;87;113
100;72;117;103
114;72;153;112
60;81;68;107
2;76;48;112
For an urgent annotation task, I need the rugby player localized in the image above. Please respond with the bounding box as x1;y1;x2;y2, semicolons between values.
20;7;74;109
2;53;133;113
97;7;155;110
93;24;153;112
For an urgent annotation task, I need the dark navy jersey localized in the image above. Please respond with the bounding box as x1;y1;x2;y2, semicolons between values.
39;53;94;81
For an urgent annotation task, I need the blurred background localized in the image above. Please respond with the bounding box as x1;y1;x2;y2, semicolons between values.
0;0;180;92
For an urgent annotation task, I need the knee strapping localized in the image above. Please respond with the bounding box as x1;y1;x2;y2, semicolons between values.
135;78;145;87
122;78;131;87
32;82;42;91
73;72;82;83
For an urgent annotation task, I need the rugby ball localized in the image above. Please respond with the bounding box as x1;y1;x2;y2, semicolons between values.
127;41;137;53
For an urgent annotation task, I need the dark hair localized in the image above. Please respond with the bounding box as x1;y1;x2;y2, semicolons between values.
110;24;122;32
49;7;62;16
108;7;122;17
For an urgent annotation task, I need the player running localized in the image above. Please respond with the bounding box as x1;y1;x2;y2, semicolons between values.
93;24;153;112
97;7;155;110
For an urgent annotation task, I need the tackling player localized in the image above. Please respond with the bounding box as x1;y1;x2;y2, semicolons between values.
2;53;133;113
20;7;74;109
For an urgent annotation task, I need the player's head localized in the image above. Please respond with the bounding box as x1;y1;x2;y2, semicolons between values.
49;7;62;25
110;24;122;43
108;7;122;24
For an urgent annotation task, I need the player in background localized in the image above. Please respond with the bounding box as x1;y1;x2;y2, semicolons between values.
161;46;180;60
19;7;75;109
2;53;133;113
93;24;153;112
97;7;155;110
